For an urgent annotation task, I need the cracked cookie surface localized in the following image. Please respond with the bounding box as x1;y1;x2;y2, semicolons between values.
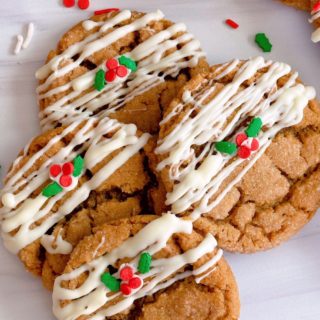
53;215;240;320
155;57;320;253
36;9;208;134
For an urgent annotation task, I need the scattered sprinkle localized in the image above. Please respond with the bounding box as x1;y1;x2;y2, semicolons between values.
22;23;35;49
255;33;272;52
78;0;90;10
14;35;24;55
63;0;75;8
94;8;120;15
225;19;239;29
312;1;320;13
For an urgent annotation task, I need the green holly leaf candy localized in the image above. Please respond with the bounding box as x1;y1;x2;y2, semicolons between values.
138;252;152;274
101;273;120;292
215;141;237;155
73;155;84;177
94;69;106;91
245;117;263;138
118;55;137;72
255;33;272;53
42;181;63;198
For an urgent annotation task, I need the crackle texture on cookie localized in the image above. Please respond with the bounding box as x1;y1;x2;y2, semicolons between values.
156;60;320;253
59;215;240;320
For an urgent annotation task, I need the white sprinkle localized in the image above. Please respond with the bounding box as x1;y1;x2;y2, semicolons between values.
14;35;24;55
22;22;35;49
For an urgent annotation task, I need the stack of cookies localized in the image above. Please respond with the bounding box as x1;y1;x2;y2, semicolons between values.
1;8;320;320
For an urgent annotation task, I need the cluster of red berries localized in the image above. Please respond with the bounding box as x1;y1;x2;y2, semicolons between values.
50;162;74;188
118;265;143;296
235;133;259;159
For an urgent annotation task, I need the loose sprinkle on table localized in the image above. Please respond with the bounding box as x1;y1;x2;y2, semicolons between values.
14;34;24;55
94;8;120;15
22;23;34;49
78;0;90;10
255;33;272;52
63;0;75;7
225;19;239;29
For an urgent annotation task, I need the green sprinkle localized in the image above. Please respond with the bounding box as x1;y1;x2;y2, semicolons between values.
73;155;84;177
42;181;63;198
138;252;152;274
94;69;106;91
215;141;237;155
255;33;272;52
118;55;137;72
101;273;120;292
245;117;263;138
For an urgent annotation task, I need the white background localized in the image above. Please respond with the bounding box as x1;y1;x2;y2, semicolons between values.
0;0;319;319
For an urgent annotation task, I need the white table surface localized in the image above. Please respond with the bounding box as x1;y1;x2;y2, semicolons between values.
0;0;319;319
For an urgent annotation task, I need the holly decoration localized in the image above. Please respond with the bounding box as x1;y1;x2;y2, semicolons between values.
42;155;84;198
94;56;137;91
215;117;262;160
101;252;152;296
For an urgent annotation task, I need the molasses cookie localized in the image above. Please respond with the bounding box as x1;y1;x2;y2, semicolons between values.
52;214;240;320
0;117;160;284
36;9;208;134
155;56;320;253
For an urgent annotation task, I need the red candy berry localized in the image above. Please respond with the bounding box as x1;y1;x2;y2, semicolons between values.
63;0;75;8
106;58;119;70
129;277;142;289
62;162;74;175
94;8;120;16
120;266;134;281
238;146;251;159
250;138;259;151
50;164;61;178
235;133;247;146
105;69;117;82
117;65;128;77
78;0;90;10
60;175;73;187
120;283;132;296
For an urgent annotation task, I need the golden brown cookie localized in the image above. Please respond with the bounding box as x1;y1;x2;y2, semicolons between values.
279;0;310;10
0;117;162;287
36;9;208;134
155;57;320;253
52;215;240;320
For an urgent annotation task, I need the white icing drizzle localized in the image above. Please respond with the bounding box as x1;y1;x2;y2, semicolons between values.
14;35;24;55
52;214;221;320
91;235;106;258
0;117;150;254
35;9;205;131
309;6;320;43
41;229;73;255
156;57;316;220
22;22;35;49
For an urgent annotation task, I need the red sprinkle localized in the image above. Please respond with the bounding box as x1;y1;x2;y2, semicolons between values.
63;0;75;8
312;1;320;12
250;138;259;151
120;283;132;296
94;8;120;15
129;277;142;289
120;266;134;281
105;69;117;82
225;19;239;29
235;133;247;146
78;0;90;10
60;175;73;187
106;58;119;70
238;146;251;159
50;164;61;178
116;65;128;78
62;162;74;175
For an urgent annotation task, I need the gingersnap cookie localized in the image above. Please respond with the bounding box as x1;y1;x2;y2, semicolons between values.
155;56;320;253
52;214;240;320
0;117;161;284
36;9;208;134
279;0;310;11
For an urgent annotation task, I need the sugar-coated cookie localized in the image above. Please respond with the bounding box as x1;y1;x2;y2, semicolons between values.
36;10;208;134
52;214;240;320
155;57;319;253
